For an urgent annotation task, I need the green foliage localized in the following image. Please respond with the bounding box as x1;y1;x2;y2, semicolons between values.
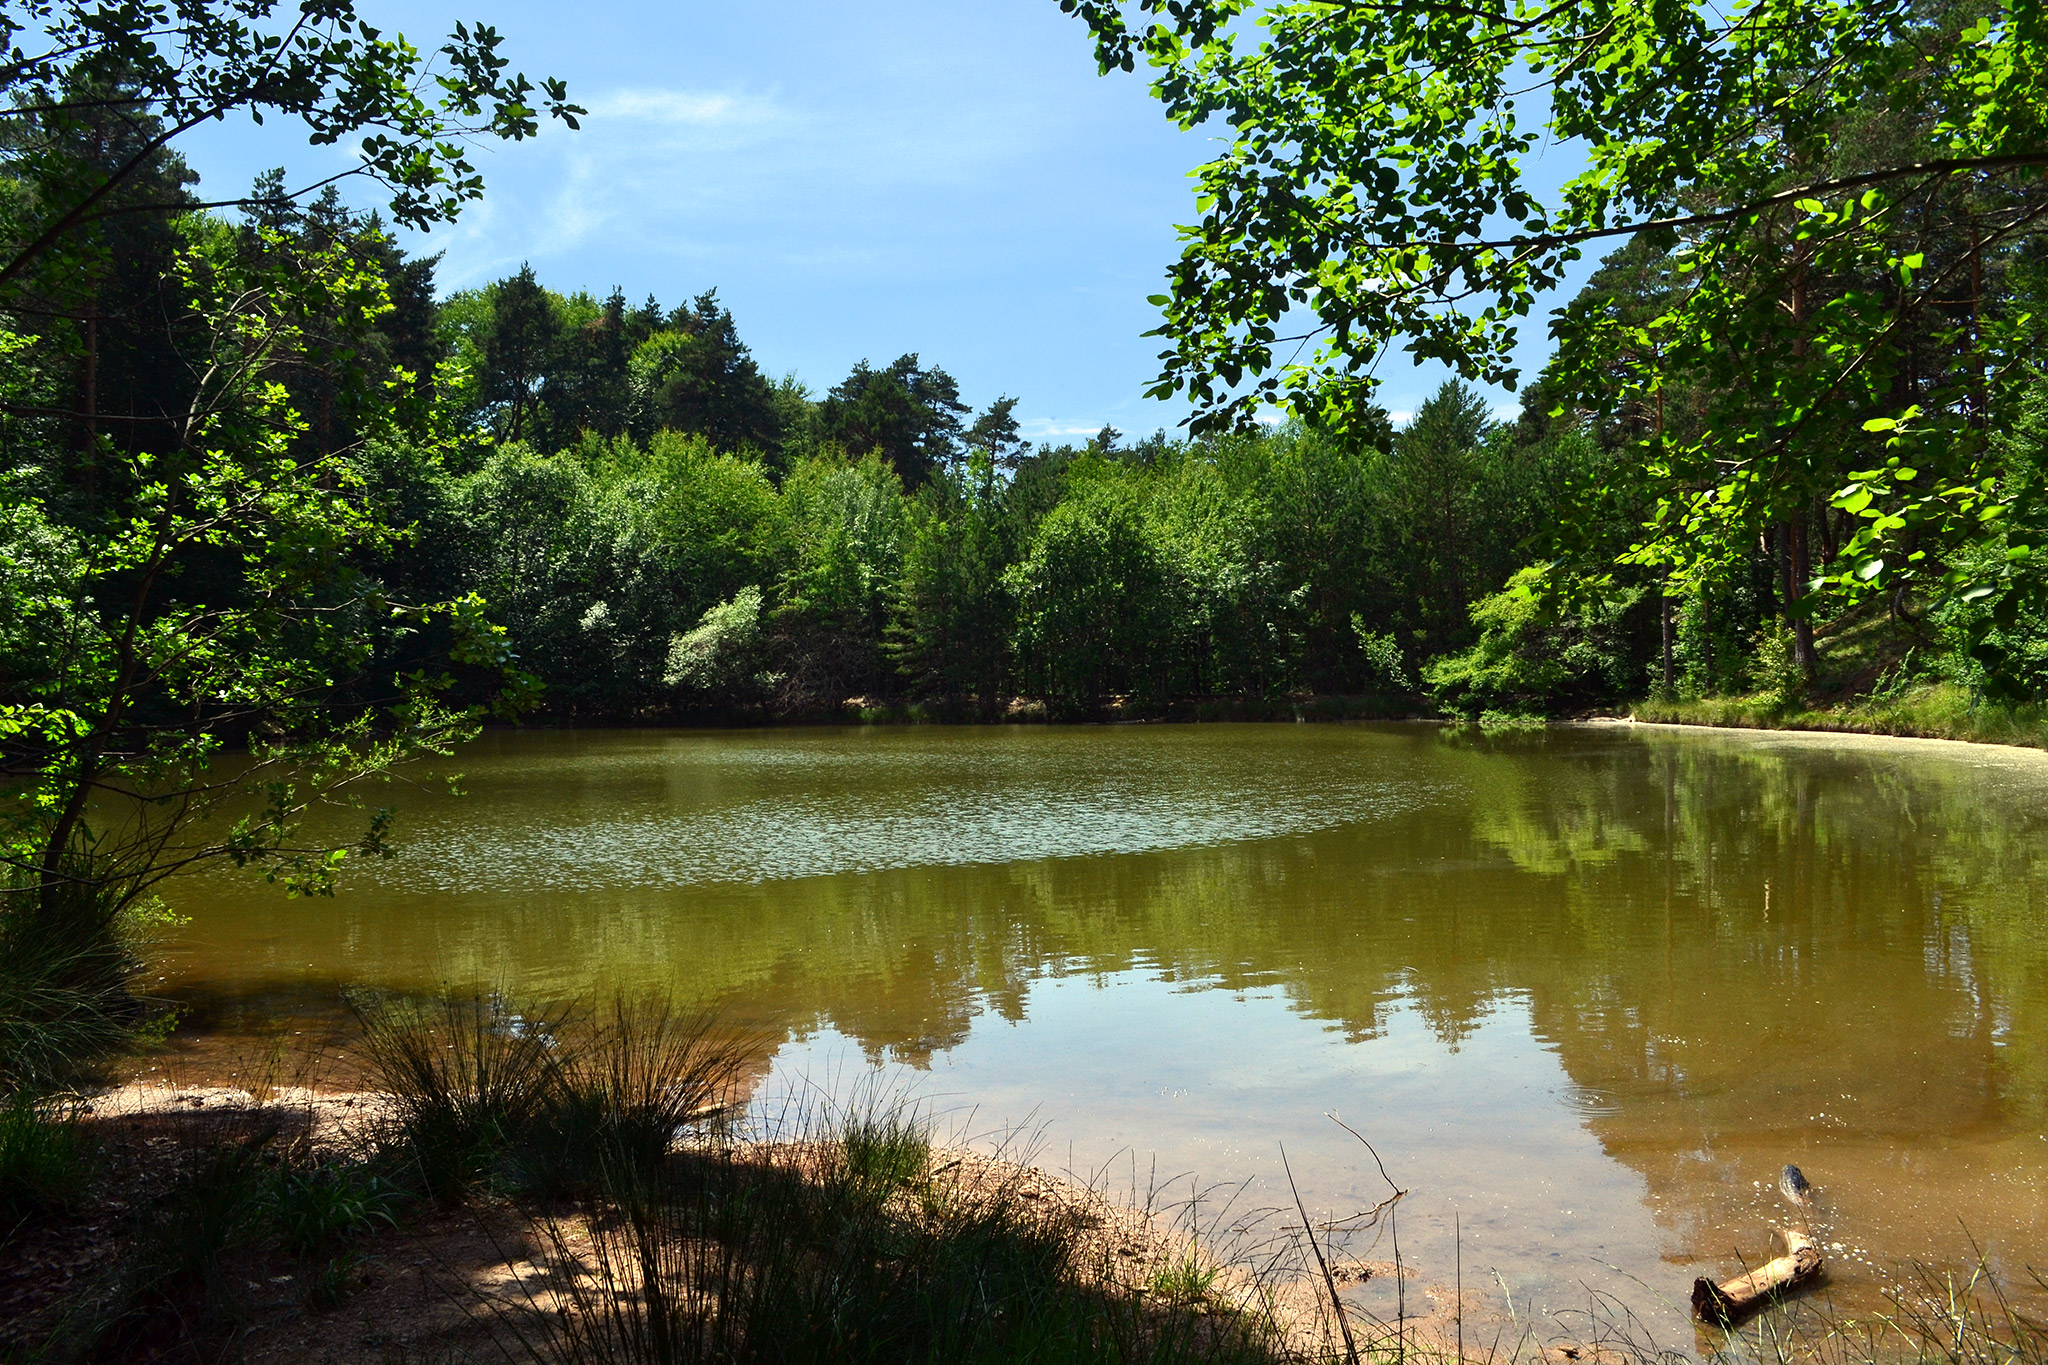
1350;621;1411;692
665;586;777;704
887;462;1015;704
815;354;970;489
0;0;580;294
406;359;1635;720
838;1108;932;1204
1424;568;1647;716
1008;460;1179;709
628;292;783;456
0;872;159;1090
0;2;563;1082
1748;619;1809;709
1061;0;2048;692
267;1162;403;1259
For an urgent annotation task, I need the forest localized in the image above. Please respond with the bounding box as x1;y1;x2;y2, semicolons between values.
13;179;2047;736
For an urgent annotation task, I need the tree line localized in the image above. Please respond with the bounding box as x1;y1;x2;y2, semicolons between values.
317;242;1653;719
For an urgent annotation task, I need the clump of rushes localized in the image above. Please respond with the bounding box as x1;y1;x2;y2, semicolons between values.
837;1104;930;1202
0;1092;88;1223
0;868;160;1094
524;995;752;1197
348;989;566;1203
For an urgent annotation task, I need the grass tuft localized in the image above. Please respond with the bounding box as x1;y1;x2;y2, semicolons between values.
0;870;159;1093
348;988;566;1203
524;995;750;1197
0;1092;88;1223
491;1104;1284;1365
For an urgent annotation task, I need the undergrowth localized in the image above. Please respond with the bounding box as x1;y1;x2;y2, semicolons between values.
1632;682;2048;749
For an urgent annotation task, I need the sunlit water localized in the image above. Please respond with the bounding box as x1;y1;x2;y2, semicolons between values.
155;722;2048;1342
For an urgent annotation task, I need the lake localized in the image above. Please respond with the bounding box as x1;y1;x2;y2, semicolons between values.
154;721;2048;1344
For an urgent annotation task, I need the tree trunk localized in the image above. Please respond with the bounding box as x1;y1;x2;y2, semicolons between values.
1660;592;1675;694
1789;519;1817;677
1702;597;1715;694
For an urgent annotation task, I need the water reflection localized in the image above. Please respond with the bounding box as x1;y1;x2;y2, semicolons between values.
157;723;2048;1330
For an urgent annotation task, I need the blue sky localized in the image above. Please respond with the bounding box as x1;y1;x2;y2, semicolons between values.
177;1;1594;441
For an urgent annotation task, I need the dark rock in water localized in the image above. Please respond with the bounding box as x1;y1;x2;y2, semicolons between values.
1780;1164;1813;1206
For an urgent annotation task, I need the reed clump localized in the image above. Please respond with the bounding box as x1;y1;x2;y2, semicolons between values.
348;990;1296;1363
0;868;164;1094
490;1118;1290;1365
0;1091;87;1222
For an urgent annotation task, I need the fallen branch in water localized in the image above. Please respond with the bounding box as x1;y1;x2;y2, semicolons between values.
1693;1164;1826;1324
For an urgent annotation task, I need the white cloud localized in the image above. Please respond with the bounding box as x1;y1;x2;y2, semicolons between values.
412;75;1064;292
1021;418;1107;440
588;89;788;128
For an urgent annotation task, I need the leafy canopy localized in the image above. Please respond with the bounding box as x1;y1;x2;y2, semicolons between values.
1058;0;2043;427
0;0;584;289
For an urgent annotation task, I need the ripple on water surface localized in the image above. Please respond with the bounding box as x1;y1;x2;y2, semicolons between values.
385;729;1443;891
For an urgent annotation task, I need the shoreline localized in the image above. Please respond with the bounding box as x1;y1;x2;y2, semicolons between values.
489;690;2048;761
1625;686;2048;757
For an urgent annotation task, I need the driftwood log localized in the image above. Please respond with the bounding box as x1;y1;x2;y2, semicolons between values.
1692;1165;1825;1325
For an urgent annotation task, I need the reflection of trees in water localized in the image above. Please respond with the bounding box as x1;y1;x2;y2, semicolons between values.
172;728;2048;1120
639;733;2043;1109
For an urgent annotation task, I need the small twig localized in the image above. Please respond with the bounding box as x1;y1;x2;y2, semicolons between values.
1328;1111;1405;1199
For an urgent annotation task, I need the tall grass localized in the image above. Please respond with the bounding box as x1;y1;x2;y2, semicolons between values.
0;868;154;1092
0;1092;87;1223
490;1110;1291;1365
528;995;752;1196
349;989;567;1202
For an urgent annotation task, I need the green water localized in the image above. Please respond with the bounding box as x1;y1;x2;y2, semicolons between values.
157;722;2048;1337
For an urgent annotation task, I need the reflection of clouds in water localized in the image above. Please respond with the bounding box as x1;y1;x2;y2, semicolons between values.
411;777;1424;891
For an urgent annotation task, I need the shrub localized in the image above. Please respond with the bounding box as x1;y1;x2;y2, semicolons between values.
1424;567;1646;716
1748;618;1806;708
664;584;778;703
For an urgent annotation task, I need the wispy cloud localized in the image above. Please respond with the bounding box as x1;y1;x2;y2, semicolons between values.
588;89;789;128
419;78;1053;290
1021;418;1108;440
